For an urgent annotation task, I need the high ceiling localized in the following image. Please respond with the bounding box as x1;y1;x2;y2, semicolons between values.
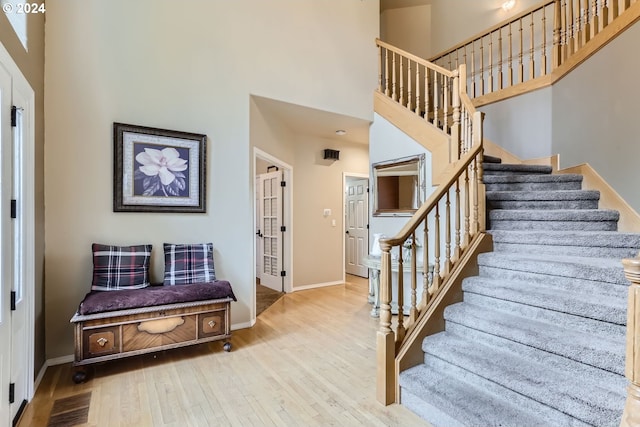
380;0;432;13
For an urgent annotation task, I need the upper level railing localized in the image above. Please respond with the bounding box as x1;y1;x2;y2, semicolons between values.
429;0;636;99
375;40;486;405
377;39;482;161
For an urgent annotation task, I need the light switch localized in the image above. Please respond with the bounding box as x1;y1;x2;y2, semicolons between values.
331;219;336;227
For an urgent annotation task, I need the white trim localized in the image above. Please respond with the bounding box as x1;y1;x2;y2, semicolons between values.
231;320;254;331
45;355;74;367
0;40;36;403
252;148;294;318
293;280;344;292
342;172;369;281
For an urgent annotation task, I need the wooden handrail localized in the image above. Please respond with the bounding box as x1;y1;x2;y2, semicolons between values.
378;39;454;77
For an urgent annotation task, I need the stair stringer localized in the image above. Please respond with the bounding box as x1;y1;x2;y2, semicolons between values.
373;90;451;185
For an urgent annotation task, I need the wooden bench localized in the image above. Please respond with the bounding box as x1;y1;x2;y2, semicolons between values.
70;281;235;383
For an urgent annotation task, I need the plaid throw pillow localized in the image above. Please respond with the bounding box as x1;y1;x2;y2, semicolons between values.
91;244;152;291
163;243;216;285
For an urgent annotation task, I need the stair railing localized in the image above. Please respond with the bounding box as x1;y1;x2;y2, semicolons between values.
429;0;637;99
375;41;486;405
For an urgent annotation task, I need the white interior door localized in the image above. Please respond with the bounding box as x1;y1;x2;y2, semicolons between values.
259;170;283;291
255;176;263;282
0;60;12;427
345;178;369;277
10;102;27;422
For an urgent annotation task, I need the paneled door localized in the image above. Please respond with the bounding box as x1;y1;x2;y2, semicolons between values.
345;178;369;277
258;170;283;291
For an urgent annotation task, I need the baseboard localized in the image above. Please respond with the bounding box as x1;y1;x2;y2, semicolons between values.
293;280;344;292
231;320;254;331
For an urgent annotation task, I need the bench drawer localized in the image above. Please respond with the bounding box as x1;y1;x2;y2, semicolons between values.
83;326;120;359
123;315;197;352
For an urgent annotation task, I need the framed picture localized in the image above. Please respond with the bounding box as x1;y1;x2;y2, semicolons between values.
113;122;207;213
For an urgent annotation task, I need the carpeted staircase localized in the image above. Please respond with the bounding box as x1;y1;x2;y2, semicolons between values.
399;158;640;427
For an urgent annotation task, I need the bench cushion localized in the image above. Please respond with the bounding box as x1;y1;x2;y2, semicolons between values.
77;280;236;315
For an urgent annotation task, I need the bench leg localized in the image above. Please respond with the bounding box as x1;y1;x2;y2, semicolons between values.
72;368;87;384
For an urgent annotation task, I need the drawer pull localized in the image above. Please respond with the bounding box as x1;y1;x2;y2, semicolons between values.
208;320;216;328
96;337;108;347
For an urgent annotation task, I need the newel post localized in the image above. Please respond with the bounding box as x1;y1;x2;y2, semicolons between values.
376;240;396;405
622;256;640;427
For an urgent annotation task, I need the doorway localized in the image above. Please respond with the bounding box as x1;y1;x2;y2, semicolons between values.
253;148;292;318
344;173;369;278
0;42;36;427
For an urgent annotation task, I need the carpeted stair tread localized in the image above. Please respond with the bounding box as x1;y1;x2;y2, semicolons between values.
489;209;619;231
484;173;582;184
489;230;640;258
483;163;553;174
490;229;640;249
487;190;600;201
421;333;624;426
489;209;619;221
442;321;626;396
443;302;625;374
477;264;628;301
462;275;626;324
477;251;629;285
399;364;564;427
484;174;583;191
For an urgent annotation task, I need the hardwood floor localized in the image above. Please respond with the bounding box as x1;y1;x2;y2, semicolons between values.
18;274;430;427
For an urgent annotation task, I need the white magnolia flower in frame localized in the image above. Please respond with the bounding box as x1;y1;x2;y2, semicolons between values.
135;147;188;186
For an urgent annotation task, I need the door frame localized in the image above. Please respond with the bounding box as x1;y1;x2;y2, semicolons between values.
252;148;292;316
342;172;369;281
0;41;36;418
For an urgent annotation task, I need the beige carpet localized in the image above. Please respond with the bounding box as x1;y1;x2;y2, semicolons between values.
256;282;284;316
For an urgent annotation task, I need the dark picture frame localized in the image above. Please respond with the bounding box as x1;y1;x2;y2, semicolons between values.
113;122;207;213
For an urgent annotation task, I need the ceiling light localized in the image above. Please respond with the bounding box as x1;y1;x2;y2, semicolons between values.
502;0;516;11
335;130;346;136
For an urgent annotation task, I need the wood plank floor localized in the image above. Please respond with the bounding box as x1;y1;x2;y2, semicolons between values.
18;275;431;427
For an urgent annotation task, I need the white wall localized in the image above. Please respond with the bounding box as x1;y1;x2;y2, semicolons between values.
380;5;431;59
552;21;640;212
428;0;540;56
293;138;369;287
480;87;553;159
369;113;432;241
44;0;379;359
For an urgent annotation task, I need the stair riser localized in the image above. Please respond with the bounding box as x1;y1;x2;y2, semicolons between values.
485;182;582;191
400;389;466;427
444;301;624;375
487;200;599;209
490;220;618;231
483;165;553;175
492;241;639;259
443;322;626;395
477;265;628;299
